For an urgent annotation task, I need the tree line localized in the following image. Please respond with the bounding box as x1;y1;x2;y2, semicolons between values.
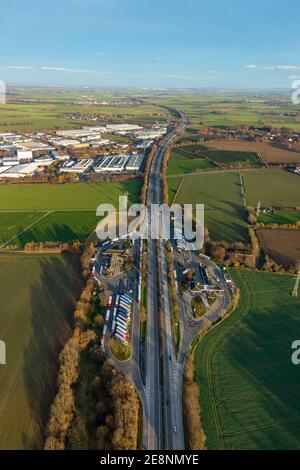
44;242;140;450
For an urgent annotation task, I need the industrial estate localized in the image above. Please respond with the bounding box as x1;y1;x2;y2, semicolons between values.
0;123;166;179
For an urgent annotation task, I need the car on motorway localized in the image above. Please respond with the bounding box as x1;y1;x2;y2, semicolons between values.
169;355;171;360
173;426;177;433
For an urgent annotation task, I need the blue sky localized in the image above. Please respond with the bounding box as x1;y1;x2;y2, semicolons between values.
0;0;299;88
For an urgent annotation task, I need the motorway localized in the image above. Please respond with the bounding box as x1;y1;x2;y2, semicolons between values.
143;113;188;450
106;110;231;451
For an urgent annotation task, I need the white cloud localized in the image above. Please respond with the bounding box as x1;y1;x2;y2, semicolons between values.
41;66;111;74
245;64;300;71
245;64;275;70
168;74;200;80
277;65;300;71
5;65;35;70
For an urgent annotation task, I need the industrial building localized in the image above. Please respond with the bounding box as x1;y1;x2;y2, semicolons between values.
17;150;33;163
52;138;81;147
82;126;108;133
105;124;142;132
128;129;167;140
135;140;153;149
125;153;144;171
2;155;18;166
94;153;144;173
56;129;99;138
94;155;128;173
0;160;53;179
15;141;55;152
90;139;110;147
59;158;94;174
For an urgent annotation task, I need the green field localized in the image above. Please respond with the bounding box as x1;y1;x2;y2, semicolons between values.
0;180;141;211
172;172;248;243
168;144;215;175
0;253;82;449
174;144;261;167
243;169;300;208
167;158;216;176
0;180;142;245
168;177;183;202
176;134;204;144
258;210;300;225
154;92;300;132
205;149;261;166
16;211;99;245
168;144;261;176
0;97;164;132
0;212;46;245
172;145;211;160
194;270;300;450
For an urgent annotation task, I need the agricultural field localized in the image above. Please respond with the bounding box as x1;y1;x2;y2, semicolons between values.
204;140;300;165
194;270;300;450
168;176;183;202
155;92;300;132
176;134;206;144
0;180;141;211
16;211;99;245
168;142;260;176
206;148;261;167
171;172;248;243
173;143;261;166
167;158;215;176
172;145;211;160
258;210;300;225
243;169;300;208
0;89;166;132
0;212;45;246
257;229;300;268
0;252;82;449
0;180;142;245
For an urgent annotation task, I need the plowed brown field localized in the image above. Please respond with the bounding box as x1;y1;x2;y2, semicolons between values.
257;229;300;267
205;141;300;164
